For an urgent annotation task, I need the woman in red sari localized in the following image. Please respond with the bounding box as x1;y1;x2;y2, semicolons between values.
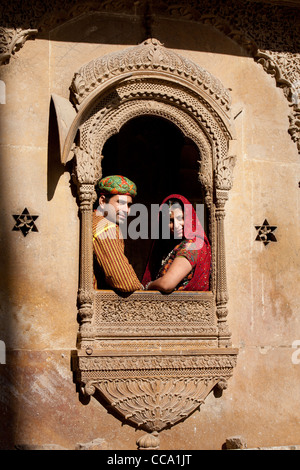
142;194;211;293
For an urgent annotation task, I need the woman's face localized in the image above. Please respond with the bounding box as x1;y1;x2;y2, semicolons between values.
169;206;184;239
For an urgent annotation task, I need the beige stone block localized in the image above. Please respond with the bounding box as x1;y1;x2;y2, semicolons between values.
228;346;300;448
0;350;142;450
0;38;50;149
226;157;300;348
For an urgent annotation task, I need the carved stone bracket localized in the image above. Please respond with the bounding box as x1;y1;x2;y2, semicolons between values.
255;50;300;153
74;344;238;448
0;27;38;65
74;289;238;447
73;145;102;186
215;155;237;191
73;320;237;448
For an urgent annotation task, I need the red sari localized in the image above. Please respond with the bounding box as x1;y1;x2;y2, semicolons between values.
142;194;211;291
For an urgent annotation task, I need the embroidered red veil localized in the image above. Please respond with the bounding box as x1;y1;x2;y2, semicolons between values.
142;194;211;291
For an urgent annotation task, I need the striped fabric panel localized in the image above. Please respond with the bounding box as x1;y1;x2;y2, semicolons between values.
92;213;141;292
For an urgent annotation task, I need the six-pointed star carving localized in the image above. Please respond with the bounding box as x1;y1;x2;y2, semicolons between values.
12;208;39;237
255;219;277;246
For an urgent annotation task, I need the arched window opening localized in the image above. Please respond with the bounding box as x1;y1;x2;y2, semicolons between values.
99;115;208;282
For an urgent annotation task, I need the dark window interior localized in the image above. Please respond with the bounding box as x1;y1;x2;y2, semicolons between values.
101;115;207;280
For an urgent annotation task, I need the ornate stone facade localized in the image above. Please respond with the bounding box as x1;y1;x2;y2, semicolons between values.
1;0;299;151
51;38;239;447
1;0;299;451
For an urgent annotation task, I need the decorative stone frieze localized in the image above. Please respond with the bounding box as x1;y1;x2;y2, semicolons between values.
78;290;219;348
70;38;231;115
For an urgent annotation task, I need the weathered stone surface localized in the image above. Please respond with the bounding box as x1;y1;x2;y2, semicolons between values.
0;4;299;451
225;436;247;449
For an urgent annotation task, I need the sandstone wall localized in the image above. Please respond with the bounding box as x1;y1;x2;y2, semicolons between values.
0;11;299;450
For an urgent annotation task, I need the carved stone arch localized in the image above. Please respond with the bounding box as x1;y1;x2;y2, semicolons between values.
81;96;214;189
54;38;238;449
64;39;235;163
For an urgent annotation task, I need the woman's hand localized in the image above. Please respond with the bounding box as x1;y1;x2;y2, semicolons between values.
145;257;192;293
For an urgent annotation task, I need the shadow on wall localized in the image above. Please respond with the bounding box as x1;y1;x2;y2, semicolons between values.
0;87;14;449
2;0;297;54
45;9;251;57
47;98;75;202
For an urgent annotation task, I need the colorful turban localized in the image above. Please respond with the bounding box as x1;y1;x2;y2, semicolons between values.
96;175;137;197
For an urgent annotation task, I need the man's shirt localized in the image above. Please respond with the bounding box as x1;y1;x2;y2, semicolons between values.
92;211;141;292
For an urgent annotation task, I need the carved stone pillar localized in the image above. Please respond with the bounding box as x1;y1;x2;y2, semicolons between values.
215;189;231;347
214;153;236;347
74;146;101;327
77;184;95;325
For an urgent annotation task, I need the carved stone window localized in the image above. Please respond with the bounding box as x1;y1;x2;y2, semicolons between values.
53;38;238;448
100;115;208;280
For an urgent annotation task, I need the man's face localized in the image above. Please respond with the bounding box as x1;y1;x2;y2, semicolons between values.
99;194;133;225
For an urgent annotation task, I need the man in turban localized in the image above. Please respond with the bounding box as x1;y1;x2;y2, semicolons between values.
93;175;142;292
